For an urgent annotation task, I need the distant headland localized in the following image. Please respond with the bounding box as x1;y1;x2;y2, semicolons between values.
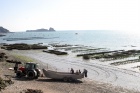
26;27;55;32
0;26;10;33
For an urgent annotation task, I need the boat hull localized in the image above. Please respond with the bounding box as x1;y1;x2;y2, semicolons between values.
42;69;84;80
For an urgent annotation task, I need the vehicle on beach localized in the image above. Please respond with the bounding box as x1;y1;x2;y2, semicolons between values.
42;69;87;82
16;62;42;79
7;60;88;81
7;60;41;79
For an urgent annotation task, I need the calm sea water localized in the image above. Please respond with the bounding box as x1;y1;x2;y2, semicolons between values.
0;30;140;50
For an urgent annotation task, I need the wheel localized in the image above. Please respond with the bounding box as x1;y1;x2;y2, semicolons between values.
63;77;68;82
68;77;73;82
35;69;41;77
34;69;41;79
27;70;37;79
16;70;22;78
34;75;39;79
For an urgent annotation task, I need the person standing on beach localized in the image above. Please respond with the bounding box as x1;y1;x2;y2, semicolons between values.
84;69;88;77
14;63;18;73
70;68;74;74
79;69;81;73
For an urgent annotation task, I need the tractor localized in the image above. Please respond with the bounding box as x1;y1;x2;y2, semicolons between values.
7;60;41;79
16;62;41;79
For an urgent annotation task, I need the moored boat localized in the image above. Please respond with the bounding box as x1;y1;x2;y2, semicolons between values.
42;69;87;82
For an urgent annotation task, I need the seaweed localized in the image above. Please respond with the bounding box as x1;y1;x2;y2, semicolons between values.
22;89;43;93
3;43;47;50
43;50;68;55
77;49;140;60
110;59;140;66
83;55;90;60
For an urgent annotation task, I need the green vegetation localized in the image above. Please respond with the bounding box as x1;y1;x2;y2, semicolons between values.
0;77;6;91
0;77;13;91
12;54;35;63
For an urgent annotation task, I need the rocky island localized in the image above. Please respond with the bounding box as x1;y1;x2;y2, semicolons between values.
26;27;55;32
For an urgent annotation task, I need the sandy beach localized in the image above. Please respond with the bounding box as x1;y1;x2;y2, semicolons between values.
0;48;140;93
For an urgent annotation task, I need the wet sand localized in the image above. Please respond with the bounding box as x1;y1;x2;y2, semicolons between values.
1;49;140;93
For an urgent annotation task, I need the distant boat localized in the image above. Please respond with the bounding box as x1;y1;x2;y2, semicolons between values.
42;69;87;81
131;45;136;47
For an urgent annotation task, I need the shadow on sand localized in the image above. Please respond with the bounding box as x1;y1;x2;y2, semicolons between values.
13;76;36;81
37;78;83;84
12;76;83;84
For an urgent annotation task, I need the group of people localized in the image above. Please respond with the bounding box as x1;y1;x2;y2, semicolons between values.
70;68;88;77
70;68;81;74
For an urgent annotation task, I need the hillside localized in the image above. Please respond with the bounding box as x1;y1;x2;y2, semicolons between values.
0;26;10;33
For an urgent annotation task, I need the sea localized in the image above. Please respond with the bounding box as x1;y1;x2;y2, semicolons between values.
0;30;140;51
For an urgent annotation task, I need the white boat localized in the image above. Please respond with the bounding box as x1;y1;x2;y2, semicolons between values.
42;69;87;81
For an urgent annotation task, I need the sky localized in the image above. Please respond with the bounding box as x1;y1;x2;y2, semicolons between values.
0;0;140;32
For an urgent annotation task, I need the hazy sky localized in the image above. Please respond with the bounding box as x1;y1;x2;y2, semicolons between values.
0;0;140;32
